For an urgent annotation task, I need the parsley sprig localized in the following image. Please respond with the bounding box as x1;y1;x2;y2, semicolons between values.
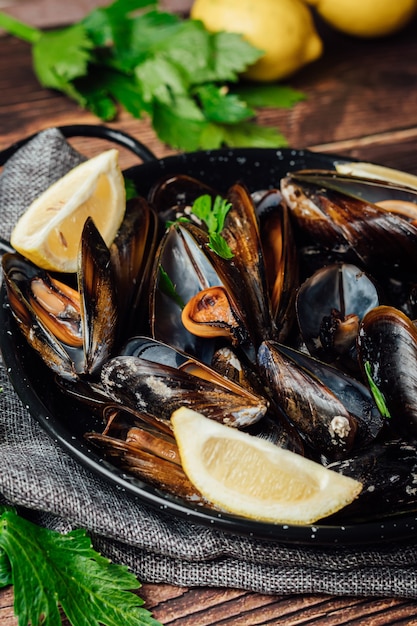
0;0;305;151
364;361;391;419
0;507;162;626
192;194;234;259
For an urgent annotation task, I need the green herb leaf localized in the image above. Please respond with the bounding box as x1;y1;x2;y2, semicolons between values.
232;83;307;108
200;30;264;83
0;1;306;151
0;508;162;626
364;361;391;419
194;84;254;124
201;121;289;149
0;547;12;588
33;23;95;94
152;96;208;152
158;265;185;309
135;56;188;104
124;176;138;200
191;194;233;259
208;233;234;259
82;0;159;48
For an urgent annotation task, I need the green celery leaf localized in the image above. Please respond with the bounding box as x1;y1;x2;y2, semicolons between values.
200;30;264;83
212;195;232;232
0;509;162;626
0;12;41;44
135;56;188;104
191;195;233;259
82;0;157;47
33;23;94;92
152;95;208;151
85;9;181;70
198;123;226;149
116;10;181;68
151;20;212;84
192;194;218;232
232;83;307;108
194;84;254;123
209;233;234;259
75;75;118;120
201;121;289;149
77;67;150;119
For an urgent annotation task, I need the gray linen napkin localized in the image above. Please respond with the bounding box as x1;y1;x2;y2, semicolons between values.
1;128;417;598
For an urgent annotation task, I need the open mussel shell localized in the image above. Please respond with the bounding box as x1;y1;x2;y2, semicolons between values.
148;173;219;225
280;170;417;274
151;181;294;367
85;404;205;503
287;169;417;208
276;343;384;445
101;334;268;428
110;196;158;336
296;263;380;365
222;184;276;346
2;218;120;380
150;222;229;363
79;217;119;377
257;194;299;342
257;341;384;461
357;305;417;438
2;252;80;380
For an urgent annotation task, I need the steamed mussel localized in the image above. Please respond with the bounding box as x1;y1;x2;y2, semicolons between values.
5;155;417;526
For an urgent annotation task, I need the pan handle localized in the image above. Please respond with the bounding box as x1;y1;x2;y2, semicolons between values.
0;124;157;166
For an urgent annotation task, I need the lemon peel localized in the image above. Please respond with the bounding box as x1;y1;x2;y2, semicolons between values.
306;0;417;38
191;0;323;82
10;149;126;273
171;407;362;524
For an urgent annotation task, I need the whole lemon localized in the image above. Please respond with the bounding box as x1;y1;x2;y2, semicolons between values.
306;0;417;37
190;0;323;82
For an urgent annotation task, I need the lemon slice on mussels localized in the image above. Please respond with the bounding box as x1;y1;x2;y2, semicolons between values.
10;149;125;273
171;407;362;525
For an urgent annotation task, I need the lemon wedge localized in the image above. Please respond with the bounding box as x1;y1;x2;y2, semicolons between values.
10;149;126;273
171;407;362;524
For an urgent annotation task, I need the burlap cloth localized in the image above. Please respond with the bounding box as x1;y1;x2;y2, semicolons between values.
1;128;417;598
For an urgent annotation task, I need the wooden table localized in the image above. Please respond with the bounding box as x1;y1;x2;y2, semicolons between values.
2;3;417;624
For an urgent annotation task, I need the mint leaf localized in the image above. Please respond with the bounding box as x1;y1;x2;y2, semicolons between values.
232;83;306;108
0;508;162;626
195;84;254;123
